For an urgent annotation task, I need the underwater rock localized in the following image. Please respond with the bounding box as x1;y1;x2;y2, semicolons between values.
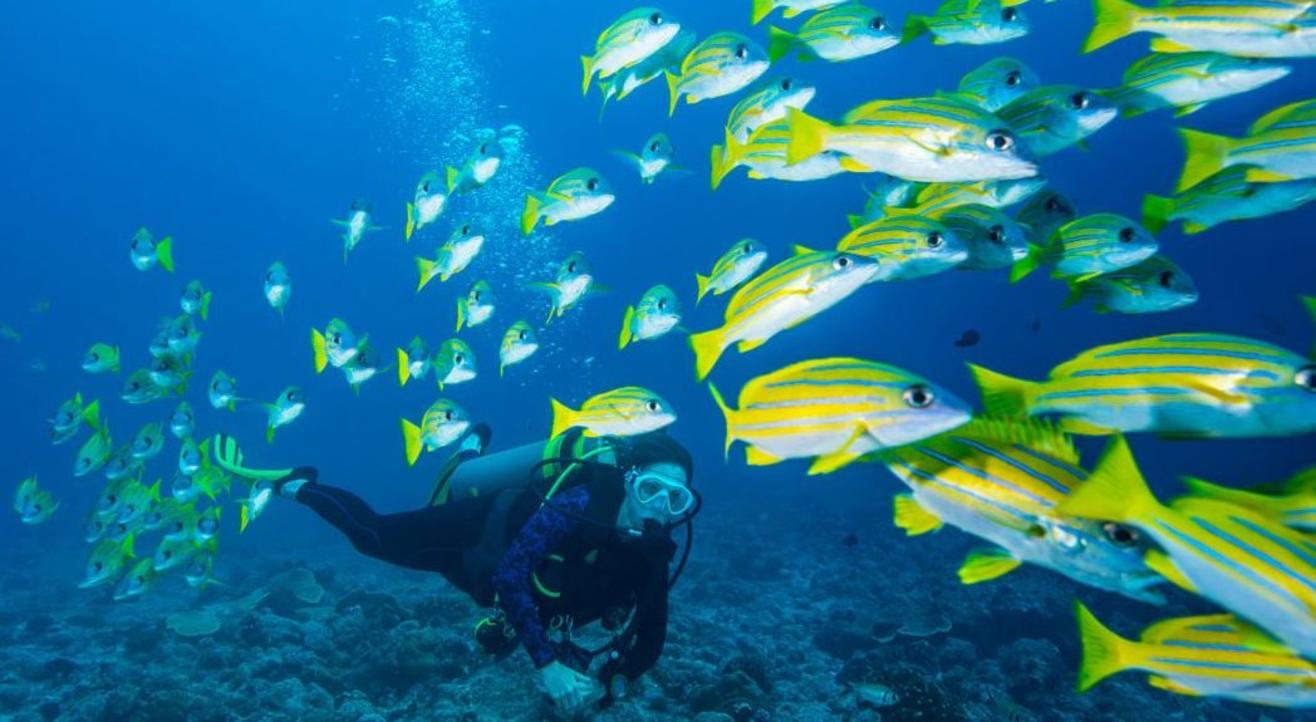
166;609;221;637
691;669;769;718
812;625;880;659
721;649;774;694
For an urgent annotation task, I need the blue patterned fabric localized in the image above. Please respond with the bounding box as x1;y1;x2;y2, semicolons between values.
491;485;590;668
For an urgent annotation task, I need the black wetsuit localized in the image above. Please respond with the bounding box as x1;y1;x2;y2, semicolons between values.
292;460;674;684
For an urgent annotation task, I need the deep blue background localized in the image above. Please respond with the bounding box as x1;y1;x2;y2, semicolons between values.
1;1;1312;566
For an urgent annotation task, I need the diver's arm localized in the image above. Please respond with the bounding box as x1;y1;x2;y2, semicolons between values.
607;538;673;681
492;486;589;668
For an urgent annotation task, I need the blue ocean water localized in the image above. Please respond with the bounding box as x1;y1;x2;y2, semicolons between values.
1;1;1313;720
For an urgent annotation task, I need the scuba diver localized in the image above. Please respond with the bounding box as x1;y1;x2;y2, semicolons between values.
210;425;699;715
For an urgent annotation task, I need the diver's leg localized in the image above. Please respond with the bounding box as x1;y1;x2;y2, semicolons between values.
293;477;484;573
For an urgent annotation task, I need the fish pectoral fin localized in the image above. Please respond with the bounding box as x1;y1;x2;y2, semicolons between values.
1056;417;1117;436
958;547;1022;585
744;445;783;466
1148;38;1195;53
893;494;943;536
1147;676;1200;696
736;338;769;353
908;136;951;157
807;425;870;476
1144;549;1197;594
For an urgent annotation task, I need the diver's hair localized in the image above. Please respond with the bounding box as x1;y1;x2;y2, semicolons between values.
612;432;694;484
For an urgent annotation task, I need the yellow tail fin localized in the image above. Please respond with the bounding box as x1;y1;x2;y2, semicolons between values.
665;70;682;118
521;193;542;236
155;236;175;273
694;273;711;304
1084;0;1142;53
689;327;727;381
618;305;635;350
1175;128;1234;192
397;349;411;387
967;364;1037;418
446;166;461;194
401;418;424;466
416;256;438;292
1075;602;1134;692
239;504;251;533
580;54;594;95
310;329;328;373
1058;436;1161;524
455;300;466;332
707;382;736;459
404;202;415;241
766;26;797;63
548;398;575;439
751;0;774;24
785;108;832;166
1140;194;1174;234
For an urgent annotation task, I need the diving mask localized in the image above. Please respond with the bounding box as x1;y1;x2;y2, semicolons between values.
628;467;694;516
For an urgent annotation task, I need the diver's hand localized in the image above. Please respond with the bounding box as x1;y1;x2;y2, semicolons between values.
539;661;603;715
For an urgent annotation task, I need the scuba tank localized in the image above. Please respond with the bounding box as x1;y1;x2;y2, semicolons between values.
429;432;618;506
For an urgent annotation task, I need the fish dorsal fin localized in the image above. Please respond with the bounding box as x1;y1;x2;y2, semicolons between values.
953;416;1079;466
1248;100;1309;135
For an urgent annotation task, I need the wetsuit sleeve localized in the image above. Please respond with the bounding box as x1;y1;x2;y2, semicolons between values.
610;538;673;681
492;486;589;669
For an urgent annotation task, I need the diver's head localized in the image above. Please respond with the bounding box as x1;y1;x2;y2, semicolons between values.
613;434;696;534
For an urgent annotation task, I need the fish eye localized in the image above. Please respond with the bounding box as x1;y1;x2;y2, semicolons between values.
518;330;527;340
586;178;599;191
94;562;103;572
330;333;341;344
1102;522;1140;547
1158;270;1173;288
1005;70;1023;87
1295;366;1316;392
925;231;944;249
649;11;662;24
657;299;667;310
833;256;851;270
869;16;886;30
478;143;487;154
986;131;1014;152
1002;7;1018;21
90;352;99;361
443;410;454;421
988;226;1006;244
903;385;935;408
645;400;661;412
461;225;470;235
650;141;661;152
780;78;792;91
454;353;465;364
1070;92;1091;110
567;261;577;273
1118;227;1136;243
1045;197;1063;212
472;291;481;301
735;44;748;60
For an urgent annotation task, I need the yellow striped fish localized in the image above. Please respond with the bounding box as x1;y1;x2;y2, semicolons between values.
752;0;848;25
940;204;1032;271
879;418;1167;602
695;238;769;304
549;386;676;439
784;97;1038;182
580;8;682;95
726;77;817;143
1010;213;1158;282
1177;116;1316;192
834;213;969;281
1059;436;1316;657
766;3;900;62
688;249;880;380
1076;604;1316;707
970;333;1316;437
1085;0;1316;57
1180;475;1316;532
709;357;970;475
711;120;853;189
666;32;770;116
